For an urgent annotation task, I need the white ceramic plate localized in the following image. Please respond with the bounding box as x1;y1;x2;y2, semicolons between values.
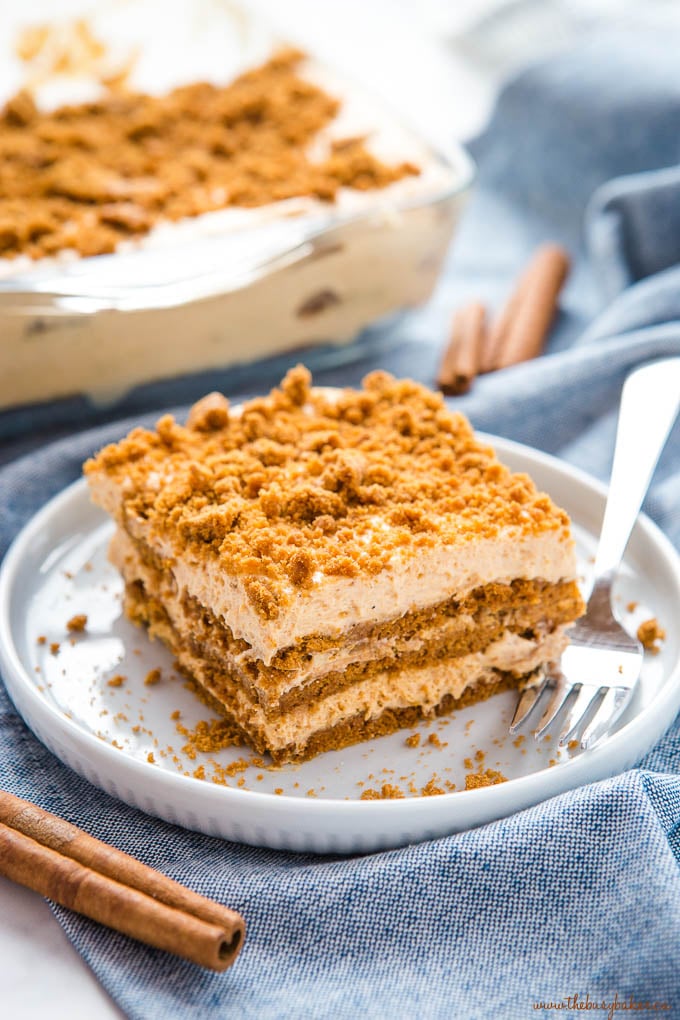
1;436;679;853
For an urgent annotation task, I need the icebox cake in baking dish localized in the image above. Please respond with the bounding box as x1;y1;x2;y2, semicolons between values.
85;368;585;763
0;2;473;415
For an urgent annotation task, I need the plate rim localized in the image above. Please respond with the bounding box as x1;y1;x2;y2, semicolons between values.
1;434;679;827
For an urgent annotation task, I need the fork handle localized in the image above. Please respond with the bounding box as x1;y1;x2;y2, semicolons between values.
593;357;680;583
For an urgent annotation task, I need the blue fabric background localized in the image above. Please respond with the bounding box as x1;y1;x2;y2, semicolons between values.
2;30;680;1019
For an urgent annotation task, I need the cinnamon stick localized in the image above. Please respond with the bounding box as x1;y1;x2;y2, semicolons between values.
437;301;487;395
483;244;570;371
0;792;245;970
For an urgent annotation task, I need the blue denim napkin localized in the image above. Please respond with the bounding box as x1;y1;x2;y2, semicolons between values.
2;29;680;1020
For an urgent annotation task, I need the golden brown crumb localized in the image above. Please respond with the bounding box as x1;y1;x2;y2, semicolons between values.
50;642;60;655
86;369;575;620
170;709;181;720
637;617;666;654
405;733;421;748
274;788;284;795
465;768;507;790
144;668;161;686
66;614;88;633
186;393;230;432
0;50;417;261
36;635;46;645
107;674;126;687
220;757;250;777
193;765;206;780
420;778;445;796
626;601;638;613
175;717;244;760
512;734;525;748
16;19;106;77
360;783;405;800
567;739;580;750
147;752;155;763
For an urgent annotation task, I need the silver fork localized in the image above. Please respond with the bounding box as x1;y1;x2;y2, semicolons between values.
510;356;680;751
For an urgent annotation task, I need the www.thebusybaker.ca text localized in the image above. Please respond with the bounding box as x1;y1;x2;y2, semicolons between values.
533;992;671;1018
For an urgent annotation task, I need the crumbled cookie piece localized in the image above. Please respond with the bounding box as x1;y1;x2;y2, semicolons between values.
186;393;230;432
637;617;666;655
66;613;88;633
420;778;445;796
175;716;244;759
360;783;405;800
464;768;507;790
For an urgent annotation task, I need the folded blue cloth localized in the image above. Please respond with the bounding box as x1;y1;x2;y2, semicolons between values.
2;29;680;1020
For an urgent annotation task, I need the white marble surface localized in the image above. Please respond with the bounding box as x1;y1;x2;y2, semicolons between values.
0;877;123;1018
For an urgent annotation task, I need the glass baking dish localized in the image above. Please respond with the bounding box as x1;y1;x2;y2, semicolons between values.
0;0;474;434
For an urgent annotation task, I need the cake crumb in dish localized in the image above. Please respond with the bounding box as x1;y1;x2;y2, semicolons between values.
465;768;507;790
405;733;421;748
107;674;126;687
360;783;405;800
420;778;446;797
637;617;665;654
66;613;88;633
144;667;162;686
175;717;244;759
